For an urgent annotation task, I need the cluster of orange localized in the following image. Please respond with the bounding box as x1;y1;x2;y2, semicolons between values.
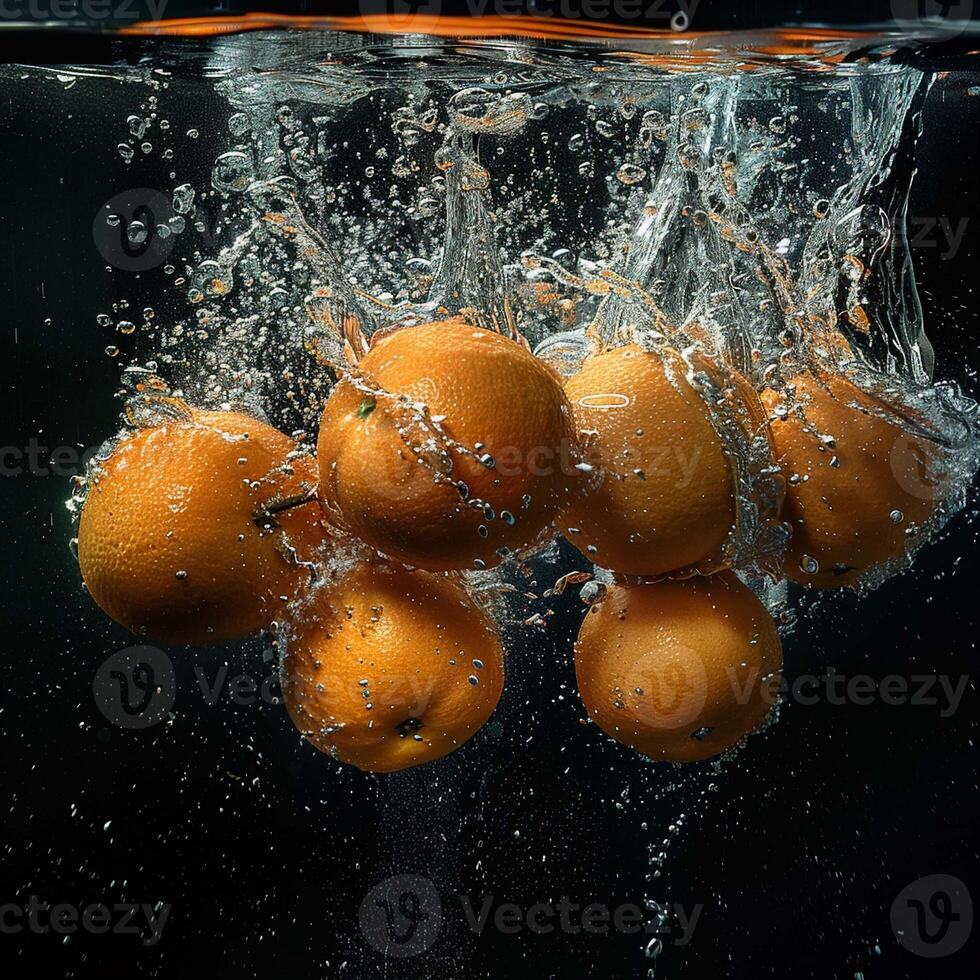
77;319;938;771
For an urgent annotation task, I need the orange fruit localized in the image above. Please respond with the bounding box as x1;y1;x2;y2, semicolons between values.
78;407;323;644
575;573;782;763
316;319;578;572
559;344;736;576
283;561;504;772
762;371;938;588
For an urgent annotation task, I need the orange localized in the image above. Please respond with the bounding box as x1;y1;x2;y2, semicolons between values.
762;372;938;588
316;319;578;572
575;573;782;763
283;561;504;772
559;344;736;576
78;407;323;644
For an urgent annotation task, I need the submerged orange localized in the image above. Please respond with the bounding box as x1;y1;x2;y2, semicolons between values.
762;372;938;588
575;573;782;763
559;344;736;576
317;318;578;572
283;561;505;772
78;408;323;644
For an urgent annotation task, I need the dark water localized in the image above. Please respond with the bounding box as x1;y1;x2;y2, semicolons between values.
1;30;979;980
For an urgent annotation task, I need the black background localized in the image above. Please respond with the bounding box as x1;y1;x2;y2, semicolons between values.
1;29;979;980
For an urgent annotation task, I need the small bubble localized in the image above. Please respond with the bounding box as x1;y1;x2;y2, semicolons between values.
616;163;647;186
799;555;820;575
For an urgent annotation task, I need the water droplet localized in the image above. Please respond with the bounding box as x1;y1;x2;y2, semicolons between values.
172;183;195;215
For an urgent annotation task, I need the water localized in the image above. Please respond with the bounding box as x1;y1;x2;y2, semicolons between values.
3;26;980;980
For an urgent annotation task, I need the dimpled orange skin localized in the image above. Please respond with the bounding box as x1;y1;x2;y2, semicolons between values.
78;409;323;645
575;573;782;763
283;562;505;773
762;372;937;589
559;344;736;577
317;319;578;572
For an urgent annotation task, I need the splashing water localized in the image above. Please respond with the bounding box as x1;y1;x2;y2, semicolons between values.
34;28;980;976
